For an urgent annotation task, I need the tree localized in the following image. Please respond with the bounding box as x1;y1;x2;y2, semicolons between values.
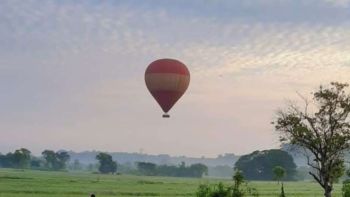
30;156;43;169
56;151;70;169
42;150;56;169
175;161;188;177
189;163;208;178
12;148;31;168
280;183;286;197
42;150;70;170
273;166;286;197
273;166;286;184
274;82;350;197
96;153;117;174
0;149;32;169
0;153;13;168
136;162;157;176
231;170;259;197
136;162;208;178
232;170;245;197
235;149;296;180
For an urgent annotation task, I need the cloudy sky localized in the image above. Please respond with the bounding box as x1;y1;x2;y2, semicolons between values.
1;0;350;157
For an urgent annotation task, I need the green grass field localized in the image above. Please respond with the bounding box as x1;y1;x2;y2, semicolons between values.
0;168;343;197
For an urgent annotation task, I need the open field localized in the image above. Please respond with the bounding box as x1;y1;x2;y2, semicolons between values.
0;168;343;197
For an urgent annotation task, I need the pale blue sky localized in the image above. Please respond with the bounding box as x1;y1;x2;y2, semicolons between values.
1;0;350;157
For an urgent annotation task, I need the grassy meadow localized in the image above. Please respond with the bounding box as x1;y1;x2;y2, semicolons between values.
0;168;343;197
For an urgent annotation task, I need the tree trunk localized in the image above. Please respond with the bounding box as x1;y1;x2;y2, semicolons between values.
324;184;332;197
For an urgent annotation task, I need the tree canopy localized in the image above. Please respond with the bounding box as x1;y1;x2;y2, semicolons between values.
96;152;117;174
42;150;70;170
235;149;296;180
0;148;31;169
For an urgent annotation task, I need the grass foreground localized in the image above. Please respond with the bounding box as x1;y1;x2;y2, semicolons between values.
0;168;343;197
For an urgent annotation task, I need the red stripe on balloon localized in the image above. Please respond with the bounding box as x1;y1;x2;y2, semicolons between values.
146;59;190;76
150;90;185;113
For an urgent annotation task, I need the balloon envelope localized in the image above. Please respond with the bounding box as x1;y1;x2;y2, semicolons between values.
145;59;190;115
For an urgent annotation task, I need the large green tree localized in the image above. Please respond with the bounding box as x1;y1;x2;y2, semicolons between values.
96;152;117;174
274;82;350;197
235;149;296;180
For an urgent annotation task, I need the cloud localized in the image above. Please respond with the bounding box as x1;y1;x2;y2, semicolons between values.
325;0;350;7
1;0;350;156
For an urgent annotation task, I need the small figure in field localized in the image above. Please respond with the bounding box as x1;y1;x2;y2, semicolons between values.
90;194;95;197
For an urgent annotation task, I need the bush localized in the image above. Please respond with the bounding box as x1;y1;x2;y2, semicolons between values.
196;184;211;197
212;183;231;197
342;180;350;197
196;183;231;197
196;171;259;197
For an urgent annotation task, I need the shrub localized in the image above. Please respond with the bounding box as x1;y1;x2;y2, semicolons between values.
196;184;211;197
342;180;350;197
196;170;259;197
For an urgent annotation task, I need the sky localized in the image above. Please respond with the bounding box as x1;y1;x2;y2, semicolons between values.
1;0;350;157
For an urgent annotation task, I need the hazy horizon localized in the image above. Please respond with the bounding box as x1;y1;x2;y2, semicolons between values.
7;148;241;159
1;0;350;157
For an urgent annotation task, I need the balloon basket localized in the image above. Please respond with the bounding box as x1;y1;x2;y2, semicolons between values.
162;114;170;118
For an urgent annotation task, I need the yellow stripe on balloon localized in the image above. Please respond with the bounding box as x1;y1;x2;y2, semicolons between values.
145;73;190;92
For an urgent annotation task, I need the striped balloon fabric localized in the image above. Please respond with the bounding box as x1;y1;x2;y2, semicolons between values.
145;59;190;118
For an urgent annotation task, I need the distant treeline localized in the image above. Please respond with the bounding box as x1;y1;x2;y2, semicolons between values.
0;148;309;181
68;151;238;167
136;161;208;178
0;148;70;170
0;148;208;178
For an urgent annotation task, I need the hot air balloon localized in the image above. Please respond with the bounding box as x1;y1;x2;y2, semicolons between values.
145;58;190;118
